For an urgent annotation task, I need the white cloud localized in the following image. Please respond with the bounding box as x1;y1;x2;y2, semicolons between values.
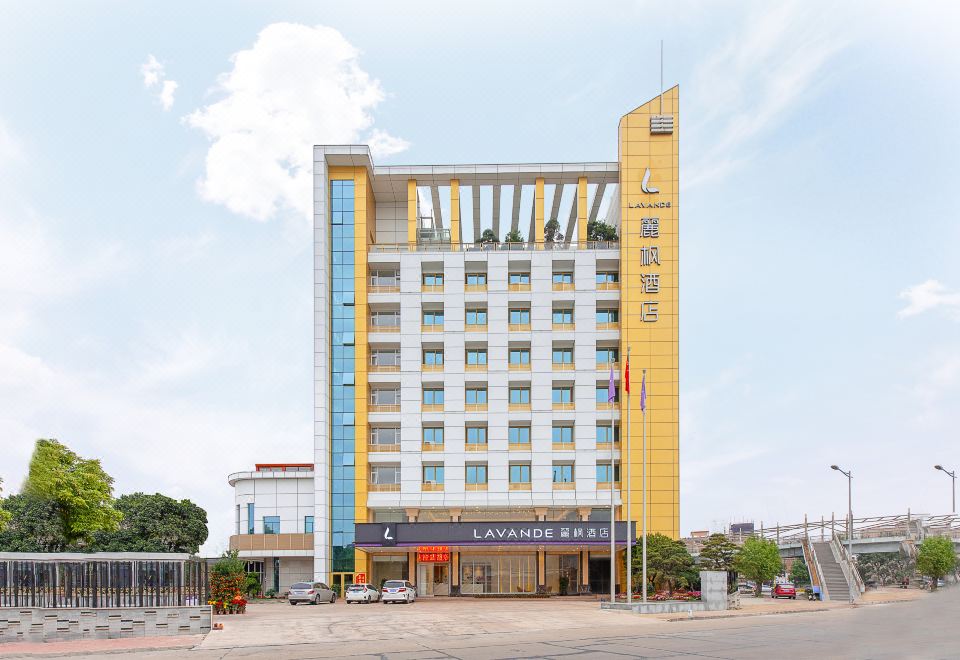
183;22;408;225
898;279;960;319
366;128;410;159
685;2;850;188
141;54;178;111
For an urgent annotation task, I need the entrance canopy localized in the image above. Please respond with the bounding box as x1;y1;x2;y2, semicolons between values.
356;521;636;549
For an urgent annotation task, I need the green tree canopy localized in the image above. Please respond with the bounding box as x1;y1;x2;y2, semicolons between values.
916;536;957;590
24;438;122;544
587;219;618;242
543;218;564;243
699;533;738;572
634;533;696;593
212;550;247;577
789;558;811;586
0;493;70;552
479;228;499;244
0;478;11;533
87;493;208;554
735;537;783;596
504;229;524;243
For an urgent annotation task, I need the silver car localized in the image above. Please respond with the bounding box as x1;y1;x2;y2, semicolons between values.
345;583;380;604
288;581;337;605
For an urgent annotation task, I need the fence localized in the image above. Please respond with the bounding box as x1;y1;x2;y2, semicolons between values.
0;554;208;609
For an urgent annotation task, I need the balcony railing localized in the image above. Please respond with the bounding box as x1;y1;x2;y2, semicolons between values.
421;324;444;333
552;322;575;331
553;402;575;411
465;403;488;412
508;282;531;292
421;442;444;452
597;281;620;291
508;363;531;371
509;482;532;491
370;240;620;253
465;363;488;372
552;442;575;451
369;362;400;373
597;482;621;490
369;483;401;492
508;402;531;412
596;322;620;331
421;482;444;492
422;403;444;412
466;483;488;491
508;323;531;332
422;363;444;372
553;482;576;491
368;442;400;453
553;362;575;371
465;442;488;452
370;403;401;413
369;323;400;333
421;284;445;293
465;284;487;292
552;282;574;292
465;323;488;332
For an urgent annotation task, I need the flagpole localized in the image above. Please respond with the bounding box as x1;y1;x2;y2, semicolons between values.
626;348;632;606
609;366;616;604
642;369;648;604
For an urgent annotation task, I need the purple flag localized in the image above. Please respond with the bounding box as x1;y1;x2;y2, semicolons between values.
640;372;647;412
608;365;616;402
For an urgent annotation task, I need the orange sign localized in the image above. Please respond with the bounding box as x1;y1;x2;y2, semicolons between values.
354;573;366;584
416;545;450;562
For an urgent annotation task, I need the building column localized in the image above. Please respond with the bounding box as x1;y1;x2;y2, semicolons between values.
578;507;591;522
408;551;416;585
407;179;417;248
534;507;547;522
537;549;547;594
405;508;419;523
450;179;460;246
534;177;545;247
580;551;591;594
451;551;461;596
449;508;462;522
577;176;588;245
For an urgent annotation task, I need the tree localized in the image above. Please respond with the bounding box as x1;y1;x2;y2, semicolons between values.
23;439;122;544
504;229;524;243
634;533;695;593
479;228;499;244
735;537;783;596
916;536;957;590
587;218;618;242
0;478;11;533
699;533;738;572
856;552;913;587
87;493;208;554
543;218;564;243
789;558;811;586
0;493;70;552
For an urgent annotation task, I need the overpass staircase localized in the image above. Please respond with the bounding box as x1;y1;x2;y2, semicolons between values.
804;537;864;602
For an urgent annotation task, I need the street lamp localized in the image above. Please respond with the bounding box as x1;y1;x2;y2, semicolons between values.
830;465;854;568
934;465;956;514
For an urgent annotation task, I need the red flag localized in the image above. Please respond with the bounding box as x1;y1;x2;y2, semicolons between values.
624;356;630;395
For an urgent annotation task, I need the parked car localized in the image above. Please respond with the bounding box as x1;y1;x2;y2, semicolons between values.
760;584;772;596
381;580;417;604
345;583;380;604
772;583;797;599
288;582;337;605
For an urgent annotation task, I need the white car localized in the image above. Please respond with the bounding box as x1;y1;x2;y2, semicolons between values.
345;583;380;604
381;580;417;604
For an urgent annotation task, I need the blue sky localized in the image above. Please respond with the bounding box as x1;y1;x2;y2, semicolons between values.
1;1;958;553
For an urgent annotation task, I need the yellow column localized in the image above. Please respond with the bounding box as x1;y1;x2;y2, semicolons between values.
577;176;588;245
450;179;460;246
407;179;417;248
537;550;546;592
534;177;545;247
408;552;416;583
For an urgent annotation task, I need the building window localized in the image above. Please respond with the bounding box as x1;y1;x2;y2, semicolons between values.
552;425;574;445
422;310;444;326
466;273;487;286
596;385;619;403
370;349;401;367
263;516;280;535
423;427;444;446
509;272;530;285
596;308;619;324
371;388;401;405
552;464;574;483
465;387;488;405
423;273;444;287
596;272;619;285
552;347;573;365
509;463;531;484
247;503;255;535
552;308;573;325
370;464;401;485
466;464;488;484
370;310;400;329
423;349;444;366
552;272;573;285
509;387;530;405
509;308;531;325
466;308;488;326
597;463;621;483
509;425;531;445
596;424;620;443
596;347;619;365
305;516;315;533
370;426;400;447
423;465;445;484
466;426;488;445
466;348;488;365
423;388;445;405
370;270;399;288
552;386;574;404
509;348;530;365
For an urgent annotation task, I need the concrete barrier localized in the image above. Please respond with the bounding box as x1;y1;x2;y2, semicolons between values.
0;606;211;644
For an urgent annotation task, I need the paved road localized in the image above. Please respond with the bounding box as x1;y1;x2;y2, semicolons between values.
5;589;957;659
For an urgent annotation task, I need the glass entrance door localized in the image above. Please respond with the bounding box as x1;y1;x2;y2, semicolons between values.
331;572;354;598
416;563;450;596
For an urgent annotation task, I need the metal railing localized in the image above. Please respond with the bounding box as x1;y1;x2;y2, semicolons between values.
0;556;208;609
370;240;620;253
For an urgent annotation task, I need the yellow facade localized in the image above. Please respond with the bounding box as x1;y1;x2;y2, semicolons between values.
450;179;460;245
618;87;680;539
534;177;544;245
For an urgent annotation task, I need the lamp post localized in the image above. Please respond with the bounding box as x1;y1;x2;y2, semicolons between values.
934;465;956;514
830;464;854;602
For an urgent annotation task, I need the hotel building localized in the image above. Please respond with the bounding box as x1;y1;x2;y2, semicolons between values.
229;88;679;596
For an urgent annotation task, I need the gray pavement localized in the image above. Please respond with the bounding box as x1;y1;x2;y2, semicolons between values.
4;589;957;659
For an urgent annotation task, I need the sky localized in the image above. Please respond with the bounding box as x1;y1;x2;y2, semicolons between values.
1;1;959;554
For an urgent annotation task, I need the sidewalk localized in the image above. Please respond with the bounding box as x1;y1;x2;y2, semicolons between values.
0;634;202;658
